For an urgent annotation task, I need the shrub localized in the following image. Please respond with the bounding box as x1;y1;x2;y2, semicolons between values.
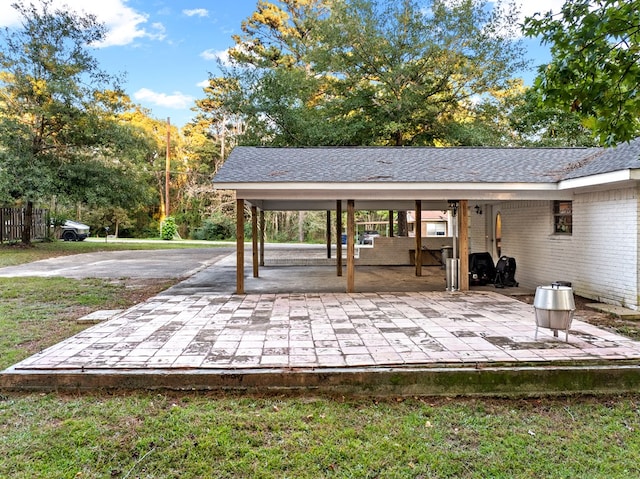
192;214;234;241
160;216;178;240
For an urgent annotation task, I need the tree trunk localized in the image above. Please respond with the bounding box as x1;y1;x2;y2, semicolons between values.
273;212;278;238
298;211;305;242
397;211;408;236
394;132;408;236
21;200;33;245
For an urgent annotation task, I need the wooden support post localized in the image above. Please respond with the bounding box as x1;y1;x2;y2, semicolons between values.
388;210;394;237
336;200;343;277
259;209;265;267
251;205;258;278
326;210;332;259
236;199;245;294
347;200;355;293
459;200;469;291
415;200;422;277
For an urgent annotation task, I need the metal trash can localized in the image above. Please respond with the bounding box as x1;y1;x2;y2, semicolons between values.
446;258;459;291
440;246;453;270
533;284;575;342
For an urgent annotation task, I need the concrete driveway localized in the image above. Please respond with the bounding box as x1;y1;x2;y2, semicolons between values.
0;247;234;280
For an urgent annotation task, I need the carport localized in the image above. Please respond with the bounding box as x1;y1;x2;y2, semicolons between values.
213;146;584;294
8;144;640;396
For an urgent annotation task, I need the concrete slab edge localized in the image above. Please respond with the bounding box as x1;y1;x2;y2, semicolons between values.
585;303;640;320
76;309;125;324
2;364;640;397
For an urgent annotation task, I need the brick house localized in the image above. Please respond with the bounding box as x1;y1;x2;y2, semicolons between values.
213;139;640;309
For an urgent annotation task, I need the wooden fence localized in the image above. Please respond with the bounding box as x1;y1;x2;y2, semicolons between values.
0;207;48;243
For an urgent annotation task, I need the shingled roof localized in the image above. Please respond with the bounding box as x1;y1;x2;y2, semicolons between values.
562;138;640;180
213;139;640;186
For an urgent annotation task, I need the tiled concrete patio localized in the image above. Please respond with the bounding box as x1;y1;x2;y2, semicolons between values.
3;248;640;395
8;290;640;371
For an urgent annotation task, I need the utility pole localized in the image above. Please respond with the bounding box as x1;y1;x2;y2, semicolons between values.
220;113;226;161
165;117;170;218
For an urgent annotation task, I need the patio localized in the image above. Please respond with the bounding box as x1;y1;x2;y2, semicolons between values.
3;249;640;396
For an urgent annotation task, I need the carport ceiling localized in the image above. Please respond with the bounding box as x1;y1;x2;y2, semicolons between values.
213;145;620;211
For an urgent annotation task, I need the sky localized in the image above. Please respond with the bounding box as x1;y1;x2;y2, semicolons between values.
0;0;565;128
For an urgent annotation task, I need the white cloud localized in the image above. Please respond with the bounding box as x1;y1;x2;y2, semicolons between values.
200;49;219;61
475;0;566;39
146;22;167;42
134;88;194;109
0;0;166;47
515;0;565;21
196;79;210;88
200;48;232;65
0;3;22;26
183;8;209;18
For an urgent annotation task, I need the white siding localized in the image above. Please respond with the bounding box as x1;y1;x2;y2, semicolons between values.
495;187;639;309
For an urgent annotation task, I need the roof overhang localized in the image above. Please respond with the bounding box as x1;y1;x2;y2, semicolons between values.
217;169;640;211
218;181;572;211
559;169;640;191
214;142;640;211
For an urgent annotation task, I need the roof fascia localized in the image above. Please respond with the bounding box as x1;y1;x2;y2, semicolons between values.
216;181;560;192
218;182;568;202
558;169;640;190
228;187;572;203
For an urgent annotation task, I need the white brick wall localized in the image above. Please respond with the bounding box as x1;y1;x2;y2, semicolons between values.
468;204;488;254
495;187;639;309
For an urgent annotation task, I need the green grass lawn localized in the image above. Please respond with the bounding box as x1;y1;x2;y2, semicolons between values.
1;392;640;478
0;276;174;370
1;241;640;478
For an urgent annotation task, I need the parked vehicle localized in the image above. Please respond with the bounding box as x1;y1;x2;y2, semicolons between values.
61;220;90;241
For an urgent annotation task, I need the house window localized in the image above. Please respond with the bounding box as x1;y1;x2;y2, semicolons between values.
553;201;572;235
426;222;447;236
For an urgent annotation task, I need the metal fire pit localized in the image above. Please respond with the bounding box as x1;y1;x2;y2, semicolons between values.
533;284;575;342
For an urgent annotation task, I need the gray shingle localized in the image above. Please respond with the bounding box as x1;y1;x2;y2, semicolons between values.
562;138;640;179
213;140;640;185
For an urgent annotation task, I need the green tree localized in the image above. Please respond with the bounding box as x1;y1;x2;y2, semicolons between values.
508;88;598;147
209;0;527;147
0;0;134;244
312;0;527;146
201;0;528;235
176;120;224;236
524;0;640;145
118;105;185;222
209;0;338;146
188;77;248;238
83;206;133;238
441;80;597;147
